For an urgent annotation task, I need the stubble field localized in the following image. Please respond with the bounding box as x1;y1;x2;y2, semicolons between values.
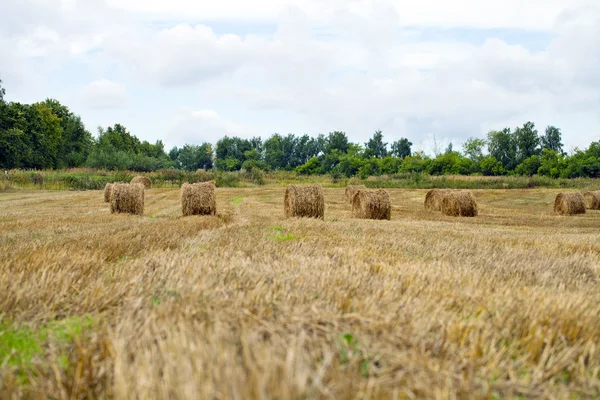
1;186;600;399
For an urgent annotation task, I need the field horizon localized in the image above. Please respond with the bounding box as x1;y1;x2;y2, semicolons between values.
1;185;600;398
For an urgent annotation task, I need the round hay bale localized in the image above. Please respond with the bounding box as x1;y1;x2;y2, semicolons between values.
110;183;145;216
441;191;478;217
32;173;44;186
352;189;391;220
103;183;114;203
130;175;152;189
181;180;216;216
345;185;367;202
424;189;452;211
554;192;586;215
284;184;324;219
583;191;600;210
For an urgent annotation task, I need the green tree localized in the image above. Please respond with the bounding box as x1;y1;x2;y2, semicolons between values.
215;136;257;171
462;137;486;161
479;156;505;176
0;79;5;102
364;130;388;158
43;99;92;167
515;155;541;176
390;138;412;158
540;125;563;155
487;128;517;170
514;121;540;163
178;143;213;171
325;131;349;154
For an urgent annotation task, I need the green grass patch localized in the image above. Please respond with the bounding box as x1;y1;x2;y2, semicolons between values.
0;316;95;384
268;226;295;242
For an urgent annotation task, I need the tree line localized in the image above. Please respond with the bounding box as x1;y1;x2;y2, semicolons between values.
1;79;599;179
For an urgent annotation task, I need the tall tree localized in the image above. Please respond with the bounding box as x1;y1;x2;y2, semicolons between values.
178;143;213;170
540;125;563;155
390;138;412;158
364;130;388;158
514;121;540;163
325;131;349;154
0;78;5;102
462;137;486;161
487;128;517;170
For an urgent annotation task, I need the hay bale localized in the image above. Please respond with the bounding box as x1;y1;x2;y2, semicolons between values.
554;192;586;215
345;185;367;202
32;173;44;186
352;189;391;220
441;191;478;217
181;180;217;216
103;183;114;203
284;184;324;219
424;189;452;211
110;183;145;216
583;191;600;210
130;175;152;189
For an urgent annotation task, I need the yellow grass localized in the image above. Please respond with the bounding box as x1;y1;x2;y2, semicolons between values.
1;187;600;398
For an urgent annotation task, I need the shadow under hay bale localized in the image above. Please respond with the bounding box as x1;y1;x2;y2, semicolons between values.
583;191;600;210
181;181;217;216
131;175;152;189
284;184;324;219
103;183;114;203
424;188;452;211
554;192;586;215
110;183;145;216
441;191;478;217
352;189;391;220
345;185;367;203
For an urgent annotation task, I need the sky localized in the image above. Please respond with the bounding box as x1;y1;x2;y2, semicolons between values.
1;0;599;155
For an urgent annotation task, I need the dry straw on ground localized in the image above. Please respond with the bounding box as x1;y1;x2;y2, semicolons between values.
181;181;217;216
424;188;452;211
583;191;600;210
131;175;152;189
110;183;145;216
441;191;478;217
103;183;114;203
352;189;391;220
554;192;586;215
284;184;325;219
345;185;367;202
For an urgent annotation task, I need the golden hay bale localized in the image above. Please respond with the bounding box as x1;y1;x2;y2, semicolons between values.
441;191;478;217
181;180;216;216
103;183;114;203
424;189;452;211
345;185;367;202
130;175;152;189
554;192;586;215
284;184;325;219
352;189;391;220
583;191;600;210
110;183;145;216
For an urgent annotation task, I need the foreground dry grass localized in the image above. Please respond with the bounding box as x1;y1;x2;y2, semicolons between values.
1;187;600;399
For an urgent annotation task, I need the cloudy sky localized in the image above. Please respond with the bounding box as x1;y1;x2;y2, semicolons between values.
1;0;599;154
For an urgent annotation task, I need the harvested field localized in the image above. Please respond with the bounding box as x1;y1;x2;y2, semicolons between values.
1;187;600;398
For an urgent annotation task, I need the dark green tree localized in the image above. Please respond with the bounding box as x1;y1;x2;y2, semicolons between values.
540;125;563;155
364;130;388;158
514;121;540;163
325;131;349;154
487;128;517;170
390;138;412;158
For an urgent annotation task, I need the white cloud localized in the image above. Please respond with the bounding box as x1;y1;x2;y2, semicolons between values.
81;79;128;109
168;109;254;148
2;0;600;151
